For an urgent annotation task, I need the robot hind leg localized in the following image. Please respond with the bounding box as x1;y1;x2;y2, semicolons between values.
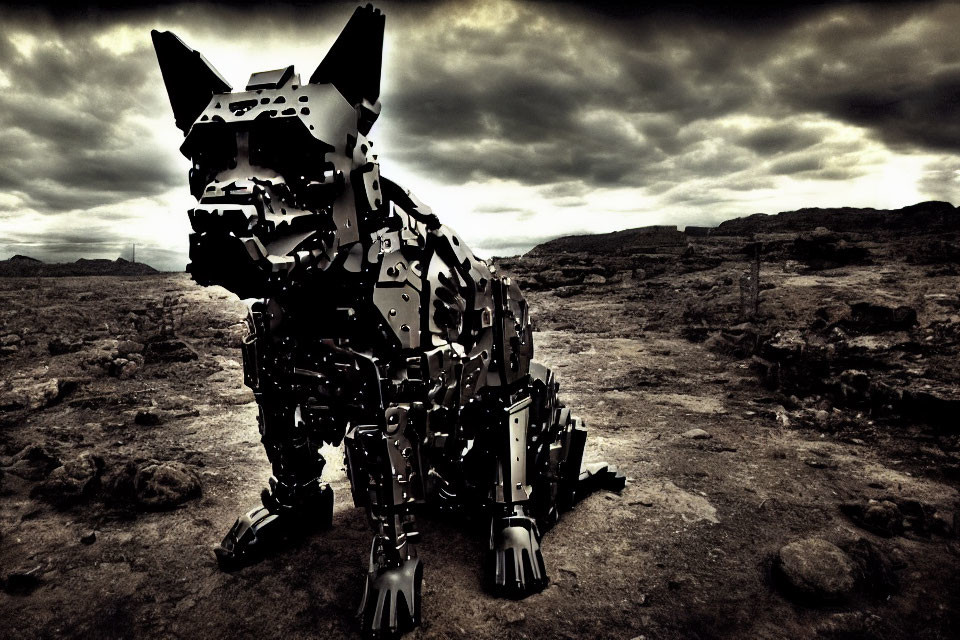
485;366;626;598
486;395;548;598
528;363;626;516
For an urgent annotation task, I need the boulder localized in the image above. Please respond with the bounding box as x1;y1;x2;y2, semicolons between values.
3;566;42;595
0;377;61;410
116;340;144;357
4;444;61;481
840;500;903;537
134;410;162;426
48;336;83;355
0;333;21;346
33;453;104;507
133;461;201;510
761;330;806;361
845;302;917;334
775;538;857;602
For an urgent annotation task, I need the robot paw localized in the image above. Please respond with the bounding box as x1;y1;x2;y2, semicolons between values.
214;484;334;571
487;515;548;598
260;480;335;530
213;505;280;571
358;557;423;639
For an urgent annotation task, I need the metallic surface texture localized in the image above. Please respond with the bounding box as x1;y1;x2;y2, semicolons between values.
153;5;624;637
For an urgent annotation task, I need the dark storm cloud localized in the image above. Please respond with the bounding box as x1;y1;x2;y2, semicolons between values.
376;5;779;193
736;124;827;155
380;7;762;191
374;0;958;201
0;25;183;213
0;0;956;261
764;2;960;152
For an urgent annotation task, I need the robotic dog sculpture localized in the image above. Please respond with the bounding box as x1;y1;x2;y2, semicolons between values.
152;5;623;637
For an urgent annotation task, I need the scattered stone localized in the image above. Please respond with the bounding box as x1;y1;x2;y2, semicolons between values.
840;500;903;537
500;608;525;625
96;352;144;379
135;410;162;427
144;338;199;363
773;405;791;428
0;333;22;346
844;301;917;334
116;360;140;379
48;336;83;355
554;285;586;299
116;339;145;356
33;453;104;508
775;538;857;602
133;461;202;510
931;511;955;537
681;428;711;440
80;531;97;545
895;498;938;537
4;444;61;481
761;330;806;361
792;228;870;270
840;369;870;400
3;565;42;595
0;377;62;410
206;368;242;386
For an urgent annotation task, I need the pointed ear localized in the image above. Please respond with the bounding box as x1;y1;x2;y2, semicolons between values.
151;30;232;133
309;4;384;107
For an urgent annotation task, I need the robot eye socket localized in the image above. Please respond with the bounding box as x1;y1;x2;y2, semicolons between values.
248;119;335;183
189;125;238;175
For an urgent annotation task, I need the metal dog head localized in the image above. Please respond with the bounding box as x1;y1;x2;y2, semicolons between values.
152;5;385;296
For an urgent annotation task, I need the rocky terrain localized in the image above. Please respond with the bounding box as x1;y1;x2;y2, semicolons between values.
1;201;959;639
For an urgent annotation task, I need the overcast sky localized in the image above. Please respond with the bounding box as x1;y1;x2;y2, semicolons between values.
0;0;958;270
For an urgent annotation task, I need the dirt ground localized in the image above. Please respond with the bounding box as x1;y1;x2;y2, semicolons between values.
1;236;958;639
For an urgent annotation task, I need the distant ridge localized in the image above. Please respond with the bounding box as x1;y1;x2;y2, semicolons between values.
523;201;958;256
0;256;161;277
711;200;958;236
526;225;686;256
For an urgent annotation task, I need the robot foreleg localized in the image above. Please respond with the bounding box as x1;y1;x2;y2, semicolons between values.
346;404;425;639
215;400;335;569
